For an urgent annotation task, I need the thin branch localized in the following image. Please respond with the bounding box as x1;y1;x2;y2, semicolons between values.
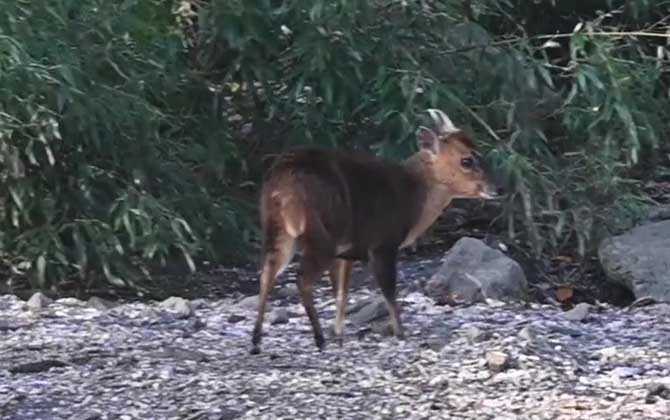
440;30;670;56
463;105;501;142
536;31;670;40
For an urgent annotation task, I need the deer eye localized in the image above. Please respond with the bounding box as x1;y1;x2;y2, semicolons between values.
461;157;474;169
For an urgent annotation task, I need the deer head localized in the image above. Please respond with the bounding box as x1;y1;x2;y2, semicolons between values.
415;109;499;200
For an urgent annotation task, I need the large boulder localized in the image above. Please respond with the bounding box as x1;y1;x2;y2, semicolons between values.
425;237;527;304
598;220;670;302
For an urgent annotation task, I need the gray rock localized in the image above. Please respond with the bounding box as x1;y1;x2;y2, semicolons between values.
0;318;31;331
461;326;490;342
56;297;84;306
548;324;583;337
159;366;175;380
491;369;532;384
87;296;115;311
270;308;289;325
149;347;208;363
237;295;259;310
428;374;450;388
518;325;538;342
563;303;590;322
190;299;210;310
425;237;528;304
646;382;670;400
597;346;619;361
611;366;640;379
647;205;670;222
9;359;67;374
26;292;52;310
370;321;393;336
421;337;449;352
159;297;192;319
228;314;246;323
598;220;670;301
349;298;389;325
69;411;103;420
276;284;299;299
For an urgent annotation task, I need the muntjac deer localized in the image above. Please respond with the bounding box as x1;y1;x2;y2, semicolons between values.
251;109;498;354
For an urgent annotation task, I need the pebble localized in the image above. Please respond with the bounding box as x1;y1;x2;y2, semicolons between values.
486;351;510;372
159;296;192;319
611;366;640;379
462;325;491;342
237;295;259;310
26;292;53;310
563;303;591;322
1;259;669;420
87;296;115;311
270;308;289;325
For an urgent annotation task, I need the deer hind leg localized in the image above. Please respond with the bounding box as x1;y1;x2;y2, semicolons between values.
297;249;332;351
250;233;296;355
329;259;352;346
294;216;338;351
369;247;404;339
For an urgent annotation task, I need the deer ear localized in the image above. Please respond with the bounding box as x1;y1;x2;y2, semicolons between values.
416;126;440;156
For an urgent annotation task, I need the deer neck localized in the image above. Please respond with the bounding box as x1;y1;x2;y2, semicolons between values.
400;152;454;248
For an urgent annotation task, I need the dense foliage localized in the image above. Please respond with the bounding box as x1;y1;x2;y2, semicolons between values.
2;0;669;293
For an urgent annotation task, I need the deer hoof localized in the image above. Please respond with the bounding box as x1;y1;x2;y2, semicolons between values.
316;336;326;351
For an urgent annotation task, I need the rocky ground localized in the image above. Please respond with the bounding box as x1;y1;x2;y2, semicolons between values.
1;256;670;420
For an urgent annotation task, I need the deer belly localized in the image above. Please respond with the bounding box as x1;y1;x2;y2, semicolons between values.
334;242;366;260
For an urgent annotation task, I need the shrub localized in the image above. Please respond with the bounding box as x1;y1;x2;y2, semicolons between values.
0;0;252;293
2;0;669;294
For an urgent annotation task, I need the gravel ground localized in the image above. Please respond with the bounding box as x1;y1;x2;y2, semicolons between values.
1;259;670;420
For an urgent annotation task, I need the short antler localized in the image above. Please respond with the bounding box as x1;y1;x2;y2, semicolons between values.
426;109;459;134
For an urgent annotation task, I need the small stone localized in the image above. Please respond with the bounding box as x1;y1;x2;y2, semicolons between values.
485;298;506;308
429;374;449;388
159;297;192;319
56;297;84;306
228;314;246;323
611;366;640;379
646;383;670;402
628;296;657;309
9;359;67;374
184;317;206;332
158;366;175;380
349;298;388;325
518;326;537;342
26;292;52;310
550;324;582;337
492;369;532;384
237;295;259;310
87;296;115;311
69;411;103;420
270;308;289;325
597;346;618;360
276;284;299;299
486;351;510;372
0;319;20;331
370;321;393;336
420;337;449;352
462;326;490;342
190;299;209;310
563;303;590;322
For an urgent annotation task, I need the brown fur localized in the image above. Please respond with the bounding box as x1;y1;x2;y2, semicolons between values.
250;110;497;354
